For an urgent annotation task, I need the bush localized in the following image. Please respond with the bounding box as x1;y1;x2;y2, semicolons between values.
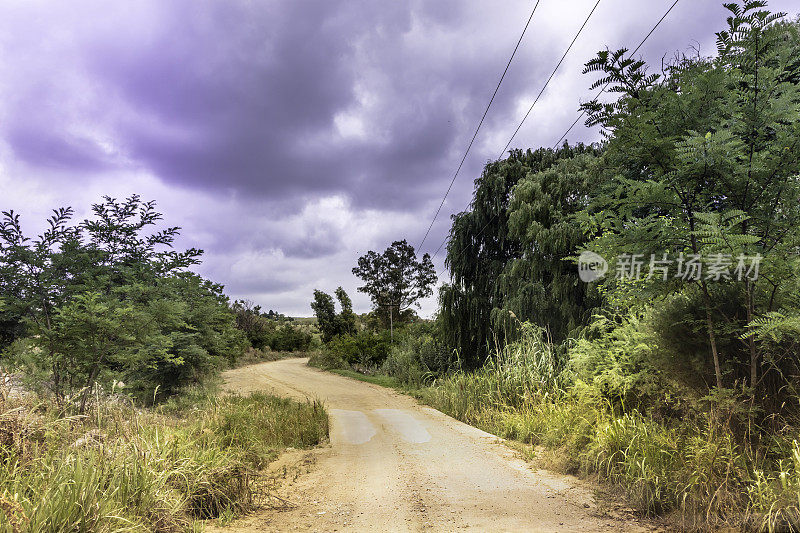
322;331;391;371
379;321;455;386
0;198;248;408
5;274;248;406
381;347;427;387
267;324;312;352
307;349;346;370
569;314;690;416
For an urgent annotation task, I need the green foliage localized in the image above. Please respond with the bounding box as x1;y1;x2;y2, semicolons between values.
310;287;357;343
267;323;312;352
122;274;246;400
322;331;392;370
0;297;23;352
232;300;312;352
440;143;601;368
352;240;436;331
402;1;800;528
569;314;691;416
381;321;455;386
0;196;244;408
408;321;800;527
45;292;147;412
333;286;358;337
503;151;603;343
232;300;273;349
578;0;800;391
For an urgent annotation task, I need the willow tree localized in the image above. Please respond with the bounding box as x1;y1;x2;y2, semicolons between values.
440;144;598;368
501;150;602;344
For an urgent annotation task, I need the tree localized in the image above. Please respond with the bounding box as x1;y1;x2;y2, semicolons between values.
311;287;357;343
0;196;243;407
440;145;599;368
504;150;603;343
0;297;23;352
578;1;800;394
352;240;436;341
232;299;273;349
47;292;147;412
334;287;358;336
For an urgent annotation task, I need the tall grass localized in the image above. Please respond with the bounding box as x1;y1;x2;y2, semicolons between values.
0;389;328;532
415;325;800;531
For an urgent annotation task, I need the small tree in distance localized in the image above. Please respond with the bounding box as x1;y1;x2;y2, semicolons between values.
352;240;437;341
311;287;357;343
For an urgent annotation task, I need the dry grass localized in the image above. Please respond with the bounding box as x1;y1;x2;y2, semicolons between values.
0;385;328;532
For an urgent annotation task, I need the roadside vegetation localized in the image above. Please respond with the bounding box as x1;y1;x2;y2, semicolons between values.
0;196;328;531
0;386;327;532
314;3;800;529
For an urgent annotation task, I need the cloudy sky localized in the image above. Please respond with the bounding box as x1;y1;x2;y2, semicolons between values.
1;0;797;316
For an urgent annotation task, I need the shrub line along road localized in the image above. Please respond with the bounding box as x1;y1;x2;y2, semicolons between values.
217;358;651;532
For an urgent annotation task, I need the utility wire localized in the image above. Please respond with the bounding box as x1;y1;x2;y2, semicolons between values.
429;0;604;260
416;1;542;252
552;0;681;148
431;0;681;262
498;0;603;159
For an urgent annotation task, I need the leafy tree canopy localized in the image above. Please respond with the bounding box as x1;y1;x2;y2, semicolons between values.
352;240;436;330
0;195;244;407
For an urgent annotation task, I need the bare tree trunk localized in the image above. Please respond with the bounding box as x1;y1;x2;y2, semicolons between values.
747;281;757;391
79;366;100;414
704;304;723;389
389;304;393;343
699;280;723;389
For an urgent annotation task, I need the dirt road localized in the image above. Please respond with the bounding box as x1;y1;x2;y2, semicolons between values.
216;358;649;532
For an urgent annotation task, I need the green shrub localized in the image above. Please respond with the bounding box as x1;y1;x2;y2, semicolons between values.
307;349;346;370
0;197;248;410
382;346;427;387
570;314;673;413
323;331;391;370
267;324;312;352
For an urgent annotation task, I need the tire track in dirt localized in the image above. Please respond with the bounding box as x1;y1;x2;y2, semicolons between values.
211;358;655;532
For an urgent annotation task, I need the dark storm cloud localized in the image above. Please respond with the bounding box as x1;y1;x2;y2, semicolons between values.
5;126;113;171
0;0;557;213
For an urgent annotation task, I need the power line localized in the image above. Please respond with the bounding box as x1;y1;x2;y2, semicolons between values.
429;0;605;260
498;0;603;159
552;0;681;148
416;1;542;252
431;0;681;262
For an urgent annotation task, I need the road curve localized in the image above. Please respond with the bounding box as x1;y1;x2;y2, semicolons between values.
216;358;648;532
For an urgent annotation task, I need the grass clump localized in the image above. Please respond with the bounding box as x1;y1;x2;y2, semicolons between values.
0;388;328;532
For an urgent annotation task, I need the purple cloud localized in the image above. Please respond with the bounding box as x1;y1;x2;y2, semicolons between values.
1;0;797;315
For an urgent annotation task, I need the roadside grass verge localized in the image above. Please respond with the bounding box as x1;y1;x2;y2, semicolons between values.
0;388;328;532
412;371;796;530
310;333;800;531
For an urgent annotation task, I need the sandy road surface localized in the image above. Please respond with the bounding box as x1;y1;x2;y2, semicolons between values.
214;358;649;532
